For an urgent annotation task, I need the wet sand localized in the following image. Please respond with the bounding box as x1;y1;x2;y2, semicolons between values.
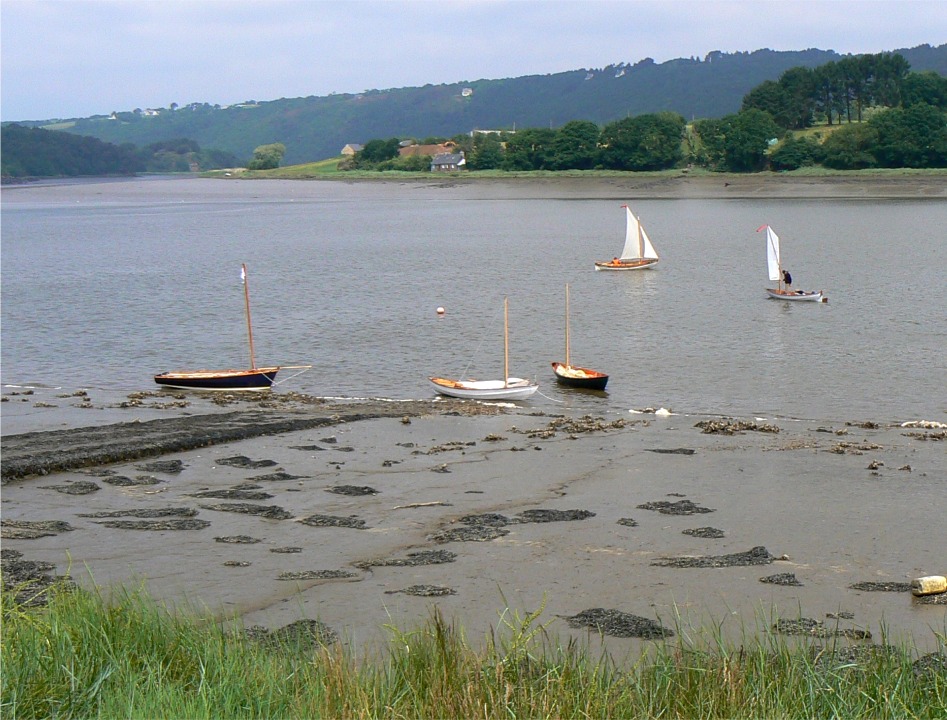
2;386;945;656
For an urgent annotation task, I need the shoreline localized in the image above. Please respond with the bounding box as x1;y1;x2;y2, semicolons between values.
3;390;945;657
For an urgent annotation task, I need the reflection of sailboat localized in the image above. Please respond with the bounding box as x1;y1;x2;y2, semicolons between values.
758;225;826;302
429;298;539;400
551;284;608;390
155;264;309;391
594;204;659;271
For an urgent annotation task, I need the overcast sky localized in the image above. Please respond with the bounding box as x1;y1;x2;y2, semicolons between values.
2;0;944;121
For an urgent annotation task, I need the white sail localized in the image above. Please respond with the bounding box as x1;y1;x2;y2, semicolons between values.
764;225;781;282
620;206;659;261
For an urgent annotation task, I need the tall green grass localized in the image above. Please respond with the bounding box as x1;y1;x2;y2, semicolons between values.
2;581;944;719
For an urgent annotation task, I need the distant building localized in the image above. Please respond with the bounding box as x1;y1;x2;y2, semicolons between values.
431;152;466;172
341;143;363;155
461;87;473;97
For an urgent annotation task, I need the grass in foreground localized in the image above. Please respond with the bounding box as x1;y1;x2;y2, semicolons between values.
2;581;945;719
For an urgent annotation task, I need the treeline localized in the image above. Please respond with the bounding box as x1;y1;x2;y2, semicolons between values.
350;53;947;173
0;124;240;179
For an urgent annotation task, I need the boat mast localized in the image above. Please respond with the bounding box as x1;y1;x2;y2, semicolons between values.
565;284;571;366
503;297;509;387
242;263;257;369
636;213;644;259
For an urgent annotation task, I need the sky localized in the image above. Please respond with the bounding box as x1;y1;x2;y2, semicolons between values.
2;0;945;121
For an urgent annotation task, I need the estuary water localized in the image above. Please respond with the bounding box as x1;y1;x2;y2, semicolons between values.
2;175;945;425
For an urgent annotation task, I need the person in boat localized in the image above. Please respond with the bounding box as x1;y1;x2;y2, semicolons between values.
782;269;792;289
611;257;621;266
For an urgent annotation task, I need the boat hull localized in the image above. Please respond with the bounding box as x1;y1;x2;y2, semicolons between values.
429;377;539;400
766;288;825;302
154;367;280;391
551;362;609;390
594;258;659;271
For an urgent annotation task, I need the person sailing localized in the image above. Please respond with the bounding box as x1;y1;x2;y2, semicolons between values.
782;269;793;289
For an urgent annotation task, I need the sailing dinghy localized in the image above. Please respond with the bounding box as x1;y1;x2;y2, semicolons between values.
594;204;659;271
551;284;608;390
155;264;310;391
758;225;827;302
429;298;539;401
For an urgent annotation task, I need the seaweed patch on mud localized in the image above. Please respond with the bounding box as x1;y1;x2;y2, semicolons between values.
101;475;162;487
298;514;368;529
38;481;100;495
217;455;278;469
215;535;262;544
1;549;75;607
652;546;775;568
1;519;75;540
848;581;912;592
774;617;871;640
385;584;457;597
326;485;379;496
682;527;725;538
354;550;457;569
760;572;803;586
93;518;211;531
429;525;510;543
78;507;197;518
242;619;339;649
560;608;674;639
695;419;780;435
637;500;715;515
135;460;185;474
189;489;274;500
199;503;294;520
277;569;358;581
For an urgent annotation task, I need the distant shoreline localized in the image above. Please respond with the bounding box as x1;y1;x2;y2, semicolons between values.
216;168;947;200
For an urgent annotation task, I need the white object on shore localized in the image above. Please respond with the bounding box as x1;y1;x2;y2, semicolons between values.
900;420;947;429
911;575;947;596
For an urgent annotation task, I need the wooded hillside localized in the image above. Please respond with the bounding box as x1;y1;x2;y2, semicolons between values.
26;44;947;166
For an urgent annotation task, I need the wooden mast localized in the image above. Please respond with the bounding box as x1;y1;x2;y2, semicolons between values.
636;212;644;259
565;284;571;367
241;263;257;370
503;297;509;387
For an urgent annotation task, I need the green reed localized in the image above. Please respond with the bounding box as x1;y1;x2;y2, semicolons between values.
2;579;944;719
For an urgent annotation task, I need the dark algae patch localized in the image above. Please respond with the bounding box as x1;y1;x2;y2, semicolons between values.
38;480;100;495
385;585;457;597
760;572;803;586
298;514;368;529
199;503;294;520
561;608;674;639
652;546;775;568
637;499;715;515
94;519;211;531
354;550;457;569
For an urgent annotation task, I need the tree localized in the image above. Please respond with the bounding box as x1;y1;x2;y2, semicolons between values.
247;142;286;170
820;124;878;169
869;103;947;168
549;120;601;170
599;112;685;170
501;128;556;170
354;137;400;166
694;109;779;172
768;136;824;170
902;71;947;109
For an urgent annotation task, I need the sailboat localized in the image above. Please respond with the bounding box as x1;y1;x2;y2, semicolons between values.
594;204;659;271
429;297;539;400
758;225;827;302
155;264;308;391
551;284;608;390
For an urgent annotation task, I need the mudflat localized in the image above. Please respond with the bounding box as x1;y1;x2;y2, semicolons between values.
2;387;944;656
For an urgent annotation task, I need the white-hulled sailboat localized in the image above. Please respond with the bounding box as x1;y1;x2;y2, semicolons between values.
594;204;659;271
758;225;827;302
429;298;539;400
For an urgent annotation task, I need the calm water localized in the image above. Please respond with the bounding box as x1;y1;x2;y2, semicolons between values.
2;176;945;423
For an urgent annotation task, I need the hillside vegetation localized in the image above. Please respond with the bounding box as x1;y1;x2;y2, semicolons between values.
19;44;947;166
